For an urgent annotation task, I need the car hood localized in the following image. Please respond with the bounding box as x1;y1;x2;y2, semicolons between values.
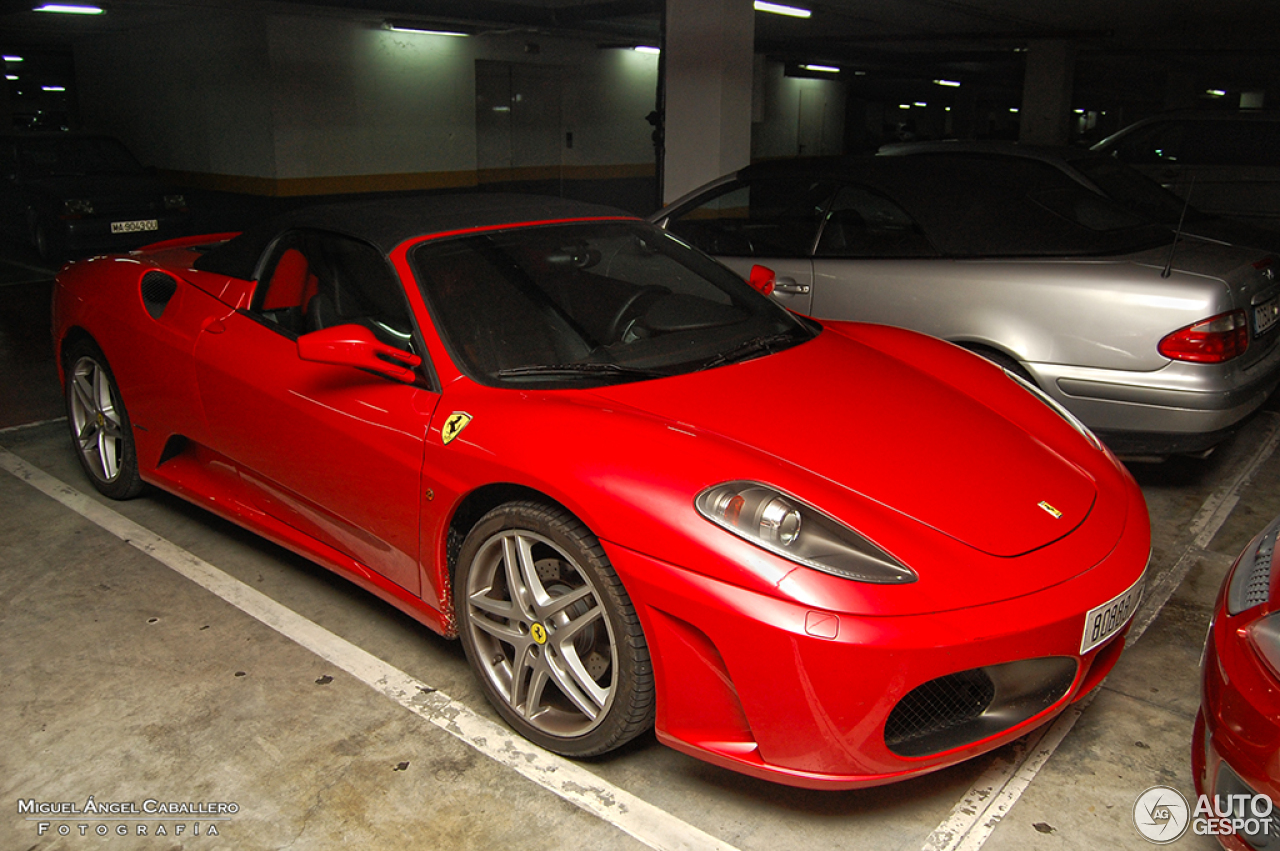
587;329;1097;559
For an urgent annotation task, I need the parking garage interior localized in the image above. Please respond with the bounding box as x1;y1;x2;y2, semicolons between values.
4;1;1280;849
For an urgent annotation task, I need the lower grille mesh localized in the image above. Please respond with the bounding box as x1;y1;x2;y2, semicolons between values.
885;669;995;750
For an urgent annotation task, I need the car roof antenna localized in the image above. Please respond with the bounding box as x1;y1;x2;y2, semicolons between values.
1161;176;1195;279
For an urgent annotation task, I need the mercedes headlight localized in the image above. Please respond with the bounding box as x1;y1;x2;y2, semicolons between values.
696;481;916;584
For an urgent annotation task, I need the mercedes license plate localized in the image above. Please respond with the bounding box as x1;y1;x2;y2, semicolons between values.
1255;297;1280;336
1080;573;1145;654
110;219;159;234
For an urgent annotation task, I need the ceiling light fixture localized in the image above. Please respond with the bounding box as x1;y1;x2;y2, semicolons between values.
382;20;471;36
1206;89;1227;97
3;55;23;62
754;2;811;18
933;79;960;87
800;64;839;73
633;45;660;54
34;4;104;14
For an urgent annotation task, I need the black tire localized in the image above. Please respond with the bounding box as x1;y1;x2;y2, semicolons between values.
455;500;654;757
63;339;144;500
34;216;65;264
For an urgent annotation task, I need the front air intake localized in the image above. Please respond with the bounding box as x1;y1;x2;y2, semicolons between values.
885;657;1078;757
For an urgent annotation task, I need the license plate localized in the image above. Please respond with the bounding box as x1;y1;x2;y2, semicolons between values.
110;218;159;234
1255;297;1280;336
1080;573;1145;654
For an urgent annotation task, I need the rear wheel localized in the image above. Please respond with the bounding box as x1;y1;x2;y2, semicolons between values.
455;501;654;757
33;215;65;264
64;340;143;499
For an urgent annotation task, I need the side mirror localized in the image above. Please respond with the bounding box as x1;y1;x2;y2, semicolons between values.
297;324;421;383
748;264;776;296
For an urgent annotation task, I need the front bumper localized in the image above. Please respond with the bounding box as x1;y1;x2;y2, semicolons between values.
607;510;1150;789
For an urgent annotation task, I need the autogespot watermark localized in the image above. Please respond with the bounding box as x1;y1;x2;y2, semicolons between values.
1134;785;1275;844
18;795;239;839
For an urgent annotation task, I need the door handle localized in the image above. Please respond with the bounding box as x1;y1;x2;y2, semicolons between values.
774;278;811;295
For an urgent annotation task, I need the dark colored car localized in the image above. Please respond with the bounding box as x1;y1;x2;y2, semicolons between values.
1091;111;1280;232
1195;514;1280;850
0;133;190;261
880;140;1280;253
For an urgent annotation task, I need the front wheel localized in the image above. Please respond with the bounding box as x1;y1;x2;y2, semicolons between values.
455;501;654;757
64;340;143;499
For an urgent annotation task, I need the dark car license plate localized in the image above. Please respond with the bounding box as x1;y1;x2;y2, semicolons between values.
111;219;159;234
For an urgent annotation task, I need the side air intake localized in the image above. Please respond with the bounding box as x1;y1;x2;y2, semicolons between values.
140;272;178;319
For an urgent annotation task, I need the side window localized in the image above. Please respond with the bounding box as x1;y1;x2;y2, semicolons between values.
814;185;936;258
665;177;836;258
251;230;417;355
1113;121;1184;165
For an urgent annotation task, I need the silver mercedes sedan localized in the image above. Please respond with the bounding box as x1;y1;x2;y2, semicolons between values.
649;154;1280;457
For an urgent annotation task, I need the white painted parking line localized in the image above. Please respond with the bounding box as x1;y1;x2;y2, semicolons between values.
0;258;58;278
0;448;743;851
0;417;66;435
921;412;1280;851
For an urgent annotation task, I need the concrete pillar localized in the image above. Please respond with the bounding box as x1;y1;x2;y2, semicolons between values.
661;0;754;203
1018;39;1075;145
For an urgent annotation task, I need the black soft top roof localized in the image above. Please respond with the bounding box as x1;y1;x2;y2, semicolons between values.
194;193;637;280
733;153;1172;256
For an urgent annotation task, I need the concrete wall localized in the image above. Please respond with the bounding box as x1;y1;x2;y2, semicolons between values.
74;11;661;196
70;9;845;201
75;12;276;182
752;61;847;160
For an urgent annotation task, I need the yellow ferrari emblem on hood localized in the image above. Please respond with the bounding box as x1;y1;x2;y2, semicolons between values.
1038;500;1063;519
442;412;472;445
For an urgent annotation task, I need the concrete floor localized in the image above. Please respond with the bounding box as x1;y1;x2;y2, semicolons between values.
2;231;1276;850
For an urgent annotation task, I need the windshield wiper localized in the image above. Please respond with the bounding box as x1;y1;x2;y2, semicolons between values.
495;362;669;381
698;332;801;370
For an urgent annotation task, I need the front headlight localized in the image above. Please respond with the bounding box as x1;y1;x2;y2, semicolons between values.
62;198;94;216
695;481;917;584
1227;515;1279;615
1004;369;1103;451
1246;613;1280;680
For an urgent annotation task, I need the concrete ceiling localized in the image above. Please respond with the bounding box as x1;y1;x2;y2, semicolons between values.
1;0;1274;117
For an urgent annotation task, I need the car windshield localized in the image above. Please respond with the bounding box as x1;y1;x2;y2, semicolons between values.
411;220;815;387
17;136;145;178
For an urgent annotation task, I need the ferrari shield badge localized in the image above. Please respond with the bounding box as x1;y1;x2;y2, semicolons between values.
442;412;472;445
1038;500;1064;519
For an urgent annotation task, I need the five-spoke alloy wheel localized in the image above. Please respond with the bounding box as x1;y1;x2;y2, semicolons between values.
64;340;143;500
456;501;653;757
